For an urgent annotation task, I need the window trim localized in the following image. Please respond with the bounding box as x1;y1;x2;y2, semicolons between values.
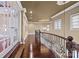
70;13;79;31
54;19;62;30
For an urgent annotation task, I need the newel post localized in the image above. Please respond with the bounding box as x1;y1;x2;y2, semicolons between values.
66;36;74;58
35;30;41;56
38;30;41;53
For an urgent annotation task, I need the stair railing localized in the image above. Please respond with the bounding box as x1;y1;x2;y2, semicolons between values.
35;30;79;58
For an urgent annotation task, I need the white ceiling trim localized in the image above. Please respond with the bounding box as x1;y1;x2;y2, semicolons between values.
56;1;70;5
16;1;23;9
51;2;79;19
16;2;27;13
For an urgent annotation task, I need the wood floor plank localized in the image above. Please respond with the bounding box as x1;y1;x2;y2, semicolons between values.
15;44;24;58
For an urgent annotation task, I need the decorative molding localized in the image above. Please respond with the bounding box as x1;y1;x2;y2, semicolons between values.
51;2;79;19
17;1;27;13
16;1;23;9
56;1;70;5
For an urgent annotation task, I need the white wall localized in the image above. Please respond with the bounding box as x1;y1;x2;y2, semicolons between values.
28;22;51;35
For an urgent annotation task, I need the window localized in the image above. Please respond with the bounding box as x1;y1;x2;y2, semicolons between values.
42;25;50;32
54;19;62;30
70;13;79;29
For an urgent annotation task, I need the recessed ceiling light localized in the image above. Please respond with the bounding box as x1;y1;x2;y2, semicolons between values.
30;10;32;14
39;19;49;22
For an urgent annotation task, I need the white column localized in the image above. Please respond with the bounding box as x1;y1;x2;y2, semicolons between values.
20;8;26;44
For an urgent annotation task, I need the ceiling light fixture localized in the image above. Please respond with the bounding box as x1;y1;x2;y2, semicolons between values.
30;10;32;14
39;19;49;22
56;1;70;5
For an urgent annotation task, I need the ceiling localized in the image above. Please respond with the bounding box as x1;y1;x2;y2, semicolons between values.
21;1;77;22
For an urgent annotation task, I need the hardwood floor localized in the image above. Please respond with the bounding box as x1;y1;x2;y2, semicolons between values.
21;36;30;58
10;35;55;58
22;35;55;58
33;44;55;58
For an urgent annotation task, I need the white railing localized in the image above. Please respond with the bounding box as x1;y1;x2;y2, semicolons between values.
40;32;67;58
35;30;79;58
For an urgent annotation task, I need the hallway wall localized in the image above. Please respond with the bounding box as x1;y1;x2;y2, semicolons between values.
28;22;51;34
51;4;79;43
23;14;28;42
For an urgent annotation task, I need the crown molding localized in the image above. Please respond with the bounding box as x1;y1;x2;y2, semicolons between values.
16;1;23;9
51;2;79;19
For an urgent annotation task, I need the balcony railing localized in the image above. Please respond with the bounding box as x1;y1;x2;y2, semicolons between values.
35;30;79;58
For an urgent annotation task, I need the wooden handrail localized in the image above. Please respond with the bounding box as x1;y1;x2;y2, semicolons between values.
40;32;66;40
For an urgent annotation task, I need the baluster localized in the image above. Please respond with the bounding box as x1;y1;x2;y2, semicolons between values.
57;37;61;53
51;35;54;51
56;36;59;53
51;35;53;50
58;37;61;52
62;39;64;54
55;36;58;52
73;44;79;58
54;36;56;50
60;38;63;57
52;35;54;44
60;38;62;54
62;39;66;57
50;35;52;50
52;35;54;45
55;36;57;50
59;38;61;54
64;39;67;57
78;50;79;58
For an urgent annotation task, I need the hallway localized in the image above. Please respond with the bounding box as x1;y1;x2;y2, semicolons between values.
0;1;79;58
20;35;55;58
28;35;55;58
